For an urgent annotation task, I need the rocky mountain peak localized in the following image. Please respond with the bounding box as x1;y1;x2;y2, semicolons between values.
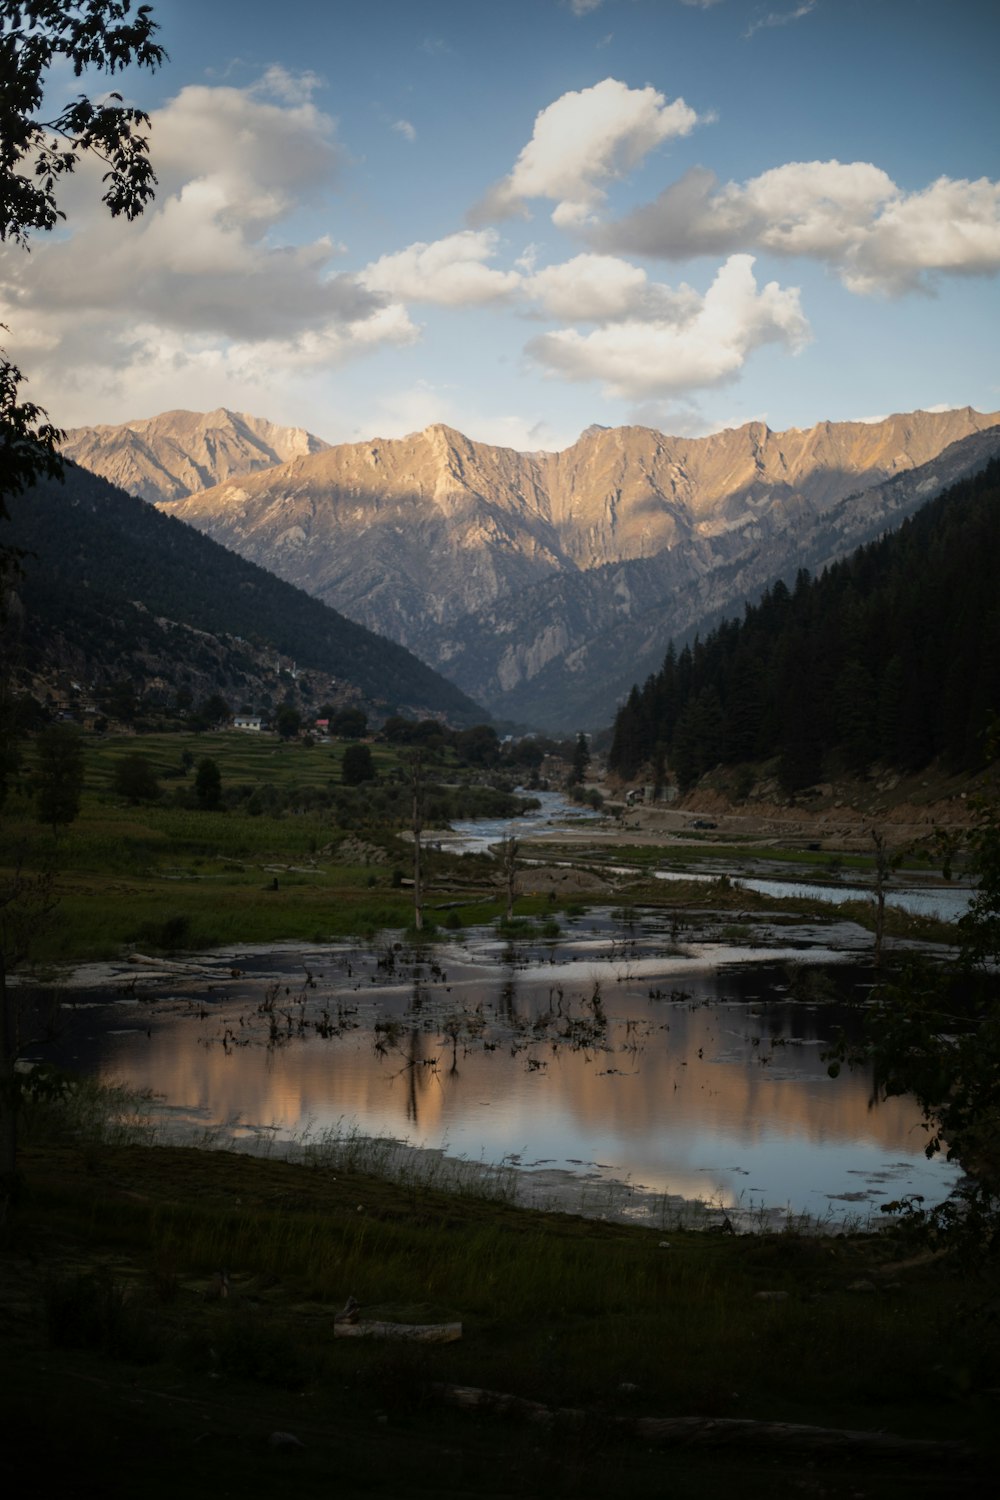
68;403;1000;730
61;407;331;504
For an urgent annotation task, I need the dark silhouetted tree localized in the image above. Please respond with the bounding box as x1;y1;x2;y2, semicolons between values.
1;1;164;1190
1;863;57;1185
194;756;221;809
456;724;500;767
342;743;375;786
112;751;160;803
274;703;301;740
1;1;165;525
34;723;84;833
328;707;367;738
569;732;590;786
196;693;230;728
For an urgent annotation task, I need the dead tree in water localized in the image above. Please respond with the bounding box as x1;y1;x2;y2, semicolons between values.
870;828;900;968
500;835;520;921
403;752;426;931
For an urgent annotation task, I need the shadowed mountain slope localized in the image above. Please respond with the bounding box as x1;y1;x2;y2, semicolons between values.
4;465;482;724
151;407;1000;729
609;456;1000;787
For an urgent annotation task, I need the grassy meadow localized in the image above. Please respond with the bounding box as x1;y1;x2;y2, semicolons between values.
1;727;963;962
1;731;531;962
2;1110;996;1500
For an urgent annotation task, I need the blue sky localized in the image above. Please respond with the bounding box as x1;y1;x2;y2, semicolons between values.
3;0;998;448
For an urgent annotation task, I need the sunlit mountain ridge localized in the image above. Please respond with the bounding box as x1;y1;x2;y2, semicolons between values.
67;406;1000;730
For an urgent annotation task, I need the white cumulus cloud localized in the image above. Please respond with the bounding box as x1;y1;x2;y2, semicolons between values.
0;72;416;418
596;159;1000;294
748;160;896;256
526;252;697;323
843;175;1000;294
471;78;705;228
526;254;809;398
360;230;523;306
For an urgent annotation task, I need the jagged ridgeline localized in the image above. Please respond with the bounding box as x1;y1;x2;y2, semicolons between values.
609;459;1000;790
4;464;482;723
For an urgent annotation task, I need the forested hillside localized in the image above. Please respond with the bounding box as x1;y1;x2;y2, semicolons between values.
3;465;481;724
609;460;1000;791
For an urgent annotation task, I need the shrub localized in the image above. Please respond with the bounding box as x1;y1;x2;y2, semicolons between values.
112;752;161;803
195;757;222;809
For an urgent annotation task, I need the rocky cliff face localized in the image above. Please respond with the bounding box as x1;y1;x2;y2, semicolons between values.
61;407;330;504
150;408;1000;727
457;425;1000;729
59;405;990;729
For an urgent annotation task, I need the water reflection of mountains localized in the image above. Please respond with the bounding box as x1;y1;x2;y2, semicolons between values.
98;995;928;1157
42;899;963;1218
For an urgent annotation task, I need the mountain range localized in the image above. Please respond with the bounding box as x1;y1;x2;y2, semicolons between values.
61;408;330;504
4;465;480;726
65;405;1000;731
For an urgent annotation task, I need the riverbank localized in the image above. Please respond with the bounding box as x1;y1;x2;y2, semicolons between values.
599;760;984;852
604;802;970;853
3;1133;996;1499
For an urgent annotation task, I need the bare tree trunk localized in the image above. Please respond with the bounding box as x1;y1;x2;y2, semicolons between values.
501;835;519;921
432;1384;971;1461
335;1320;461;1342
871;828;890;968
412;797;423;931
406;753;424;932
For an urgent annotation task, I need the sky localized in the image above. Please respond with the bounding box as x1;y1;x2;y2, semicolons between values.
3;0;999;450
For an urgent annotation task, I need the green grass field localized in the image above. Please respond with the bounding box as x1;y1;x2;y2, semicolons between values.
2;732;530;960
2;1126;994;1499
2;730;963;962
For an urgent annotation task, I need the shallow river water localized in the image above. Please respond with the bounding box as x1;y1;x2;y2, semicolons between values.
443;792;973;922
44;903;961;1231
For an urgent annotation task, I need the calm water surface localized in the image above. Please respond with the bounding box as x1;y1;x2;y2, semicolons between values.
49;905;960;1229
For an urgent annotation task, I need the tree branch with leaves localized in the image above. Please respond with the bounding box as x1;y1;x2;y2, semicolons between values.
0;1;165;513
0;2;164;1187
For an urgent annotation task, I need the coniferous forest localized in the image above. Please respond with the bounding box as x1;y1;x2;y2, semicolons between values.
609;459;1000;791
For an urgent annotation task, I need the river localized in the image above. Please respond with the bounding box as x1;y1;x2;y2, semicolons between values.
442;792;972;922
42;899;961;1232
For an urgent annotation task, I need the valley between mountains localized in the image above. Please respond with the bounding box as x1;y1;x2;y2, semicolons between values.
65;405;1000;732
